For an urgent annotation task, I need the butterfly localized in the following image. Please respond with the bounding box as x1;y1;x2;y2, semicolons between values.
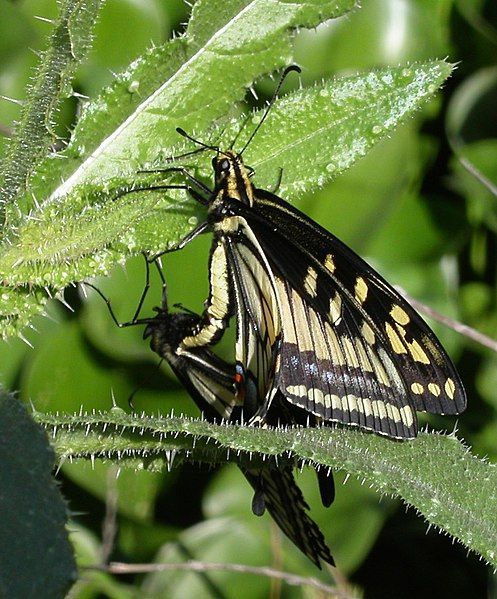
147;65;466;440
86;270;335;568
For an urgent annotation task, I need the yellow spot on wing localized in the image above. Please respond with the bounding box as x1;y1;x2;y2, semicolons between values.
329;292;342;324
356;341;374;372
411;382;424;395
308;388;325;405
400;406;414;427
361;321;375;345
354;277;368;304
386;403;401;423
346;395;358;413
406;336;430;365
358;397;372;418
428;383;441;397
385;323;407;354
324;254;335;272
374;401;387;420
390;322;431;365
286;385;308;398
390;305;410;325
324;322;346;365
445;378;456;399
304;266;318;298
342;337;360;368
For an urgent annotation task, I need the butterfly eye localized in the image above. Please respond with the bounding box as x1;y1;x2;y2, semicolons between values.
220;159;230;172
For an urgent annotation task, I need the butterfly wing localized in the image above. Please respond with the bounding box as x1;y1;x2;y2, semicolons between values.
167;346;241;421
243;464;335;568
222;223;282;421
223;189;466;438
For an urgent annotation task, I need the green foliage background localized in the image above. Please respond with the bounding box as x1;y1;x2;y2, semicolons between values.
1;0;497;597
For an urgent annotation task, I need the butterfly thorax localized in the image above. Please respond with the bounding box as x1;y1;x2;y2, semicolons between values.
208;152;254;235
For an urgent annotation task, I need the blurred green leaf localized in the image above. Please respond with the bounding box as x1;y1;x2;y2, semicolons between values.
69;524;135;599
0;2;35;65
451;139;497;232
63;462;165;522
295;0;453;76
205;464;392;573
79;0;166;95
446;66;497;146
21;318;130;413
455;0;497;46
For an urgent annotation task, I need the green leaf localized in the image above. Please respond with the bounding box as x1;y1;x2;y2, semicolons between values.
0;391;76;598
69;524;136;599
35;410;497;567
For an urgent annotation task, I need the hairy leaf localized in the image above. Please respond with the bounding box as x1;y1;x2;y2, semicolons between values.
35;409;497;567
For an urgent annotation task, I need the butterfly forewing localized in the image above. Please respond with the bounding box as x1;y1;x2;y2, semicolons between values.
250;191;466;418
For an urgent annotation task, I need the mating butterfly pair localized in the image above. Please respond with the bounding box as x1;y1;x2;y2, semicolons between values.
94;67;466;567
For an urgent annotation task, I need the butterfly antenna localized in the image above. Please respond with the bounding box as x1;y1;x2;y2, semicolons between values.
176;127;220;153
162;145;209;164
239;65;301;156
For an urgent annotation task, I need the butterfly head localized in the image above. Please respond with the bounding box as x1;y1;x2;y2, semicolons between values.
212;150;254;207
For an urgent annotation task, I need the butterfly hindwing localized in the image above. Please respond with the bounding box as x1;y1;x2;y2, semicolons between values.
274;277;417;438
223;224;282;420
244;465;335;568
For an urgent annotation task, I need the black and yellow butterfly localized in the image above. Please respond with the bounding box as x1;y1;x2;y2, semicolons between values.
153;66;466;440
88;273;335;568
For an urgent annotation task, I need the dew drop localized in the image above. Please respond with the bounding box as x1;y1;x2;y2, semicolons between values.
127;80;140;93
188;216;198;225
325;162;337;173
372;125;382;135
